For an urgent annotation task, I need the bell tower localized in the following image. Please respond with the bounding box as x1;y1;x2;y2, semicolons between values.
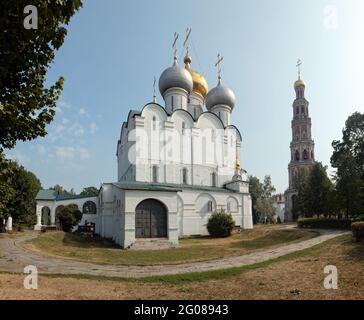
285;61;315;221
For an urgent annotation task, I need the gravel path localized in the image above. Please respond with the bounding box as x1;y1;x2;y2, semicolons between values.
0;228;347;278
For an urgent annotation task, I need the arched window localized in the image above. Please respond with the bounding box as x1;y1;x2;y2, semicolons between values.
152;116;156;131
303;149;308;160
152;165;158;182
182;167;188;184
296;106;299;114
207;201;213;212
227;202;231;212
211;172;217;187
295;150;300;161
194;108;197;119
301;106;305;114
83;201;96;214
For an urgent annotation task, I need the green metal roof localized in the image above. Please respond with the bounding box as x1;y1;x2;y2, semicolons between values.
35;190;96;201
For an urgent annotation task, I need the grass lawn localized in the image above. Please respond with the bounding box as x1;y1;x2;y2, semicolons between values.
1;234;363;299
23;225;318;266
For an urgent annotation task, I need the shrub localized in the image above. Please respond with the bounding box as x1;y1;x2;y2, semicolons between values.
297;217;352;229
352;222;364;242
58;205;82;232
207;209;235;238
354;215;364;222
277;216;282;224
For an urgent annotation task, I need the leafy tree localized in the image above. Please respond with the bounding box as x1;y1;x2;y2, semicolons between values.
0;0;83;151
256;197;276;223
248;176;263;224
292;169;309;219
7;161;41;225
0;154;15;219
249;175;276;223
80;186;99;197
49;184;75;196
57;204;82;232
304;162;334;218
331;112;364;217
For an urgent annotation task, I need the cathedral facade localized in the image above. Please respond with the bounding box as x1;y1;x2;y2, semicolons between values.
34;38;253;248
285;73;315;221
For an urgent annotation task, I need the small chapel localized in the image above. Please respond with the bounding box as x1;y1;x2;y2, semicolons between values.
34;32;253;248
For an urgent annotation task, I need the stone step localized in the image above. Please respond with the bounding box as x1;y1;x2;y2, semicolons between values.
128;238;176;251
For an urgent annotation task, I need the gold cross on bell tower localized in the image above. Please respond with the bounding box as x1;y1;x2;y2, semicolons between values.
215;53;224;81
296;59;302;80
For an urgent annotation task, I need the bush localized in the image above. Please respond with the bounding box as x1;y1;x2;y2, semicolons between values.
297;217;352;229
207;209;235;238
352;222;364;242
58;205;82;232
354;215;364;222
277;216;282;224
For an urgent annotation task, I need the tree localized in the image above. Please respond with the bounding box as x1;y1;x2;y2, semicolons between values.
80;186;99;197
0;154;14;219
249;175;276;223
292;169;309;219
331;112;364;217
0;0;83;151
57;205;82;232
7;161;41;225
49;184;75;196
248;176;263;224
304;162;334;218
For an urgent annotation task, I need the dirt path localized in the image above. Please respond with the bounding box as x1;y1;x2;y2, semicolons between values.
0;229;347;278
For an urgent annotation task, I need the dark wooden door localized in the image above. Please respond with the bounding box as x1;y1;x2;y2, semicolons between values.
135;200;167;238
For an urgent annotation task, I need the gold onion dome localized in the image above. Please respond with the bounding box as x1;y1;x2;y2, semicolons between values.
294;78;306;88
184;55;208;98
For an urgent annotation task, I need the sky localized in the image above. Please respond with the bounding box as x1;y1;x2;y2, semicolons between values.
5;0;364;193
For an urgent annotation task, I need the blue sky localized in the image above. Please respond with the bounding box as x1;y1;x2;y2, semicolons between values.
5;0;364;193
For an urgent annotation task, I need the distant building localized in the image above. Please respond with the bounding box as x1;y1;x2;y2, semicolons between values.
273;194;286;223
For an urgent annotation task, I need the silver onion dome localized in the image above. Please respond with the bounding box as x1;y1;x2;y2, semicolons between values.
206;80;236;110
159;60;193;96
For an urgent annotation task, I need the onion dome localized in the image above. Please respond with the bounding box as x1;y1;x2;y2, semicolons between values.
159;57;193;96
294;78;306;88
206;79;236;111
184;55;208;98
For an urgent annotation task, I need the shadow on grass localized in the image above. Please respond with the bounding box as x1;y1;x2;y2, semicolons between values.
229;229;318;249
344;238;364;262
61;232;120;249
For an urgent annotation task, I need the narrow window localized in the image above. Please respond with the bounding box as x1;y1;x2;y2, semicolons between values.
152;165;158;182
182;122;185;135
152;116;156;131
194;108;197;119
207;201;213;212
182;168;188;184
212;172;217;187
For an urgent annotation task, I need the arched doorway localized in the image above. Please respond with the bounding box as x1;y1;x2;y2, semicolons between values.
135;199;167;238
41;207;51;226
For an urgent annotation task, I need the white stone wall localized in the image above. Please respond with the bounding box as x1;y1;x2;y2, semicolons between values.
117;103;242;188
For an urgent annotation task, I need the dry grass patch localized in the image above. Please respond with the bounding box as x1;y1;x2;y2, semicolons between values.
1;234;364;300
23;225;317;266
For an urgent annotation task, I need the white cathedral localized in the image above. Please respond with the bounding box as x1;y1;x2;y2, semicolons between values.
34;35;253;248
